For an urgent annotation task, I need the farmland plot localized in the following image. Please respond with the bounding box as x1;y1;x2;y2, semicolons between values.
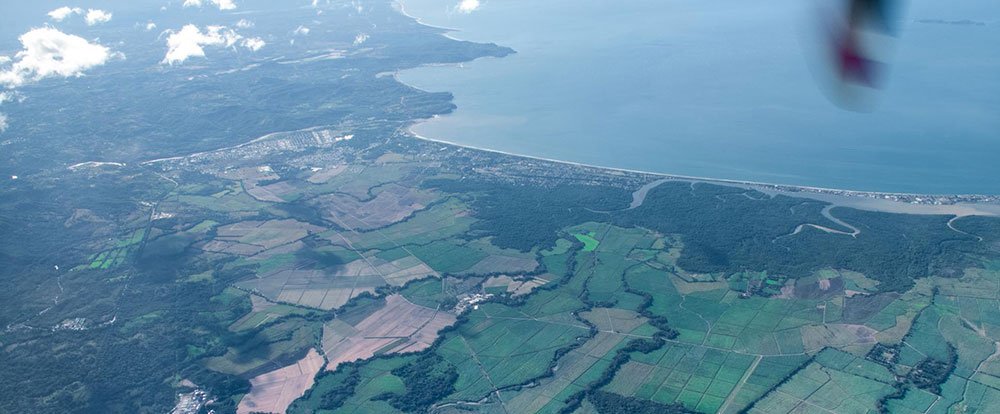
235;259;386;310
749;349;895;414
237;348;325;414
321;294;456;371
316;184;438;230
202;220;323;256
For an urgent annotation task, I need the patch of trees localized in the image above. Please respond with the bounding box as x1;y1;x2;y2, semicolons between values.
876;383;908;414
317;367;363;410
589;390;695;414
618;182;995;292
876;344;957;413
908;345;958;395
865;343;901;368
423;179;631;251
374;353;459;413
625;267;680;340
559;336;668;414
439;295;459;311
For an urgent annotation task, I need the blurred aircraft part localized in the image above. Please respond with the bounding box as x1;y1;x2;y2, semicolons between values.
806;0;906;110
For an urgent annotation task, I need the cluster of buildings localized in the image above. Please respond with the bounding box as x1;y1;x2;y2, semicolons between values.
170;389;212;414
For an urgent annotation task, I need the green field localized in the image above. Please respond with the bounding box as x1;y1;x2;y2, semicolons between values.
56;176;1000;414
11;82;1000;414
749;349;896;413
574;232;600;252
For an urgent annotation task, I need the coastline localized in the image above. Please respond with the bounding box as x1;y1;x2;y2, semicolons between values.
407;127;1000;217
394;0;1000;204
393;1;999;215
393;0;466;41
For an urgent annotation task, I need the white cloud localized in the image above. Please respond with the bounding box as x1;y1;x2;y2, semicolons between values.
47;7;112;25
235;19;253;29
293;26;310;36
353;33;368;46
0;27;115;88
0;91;23;105
0;56;10;65
145;22;157;31
456;0;481;13
162;24;261;65
48;7;82;21
163;25;239;65
85;9;113;26
0;93;10;133
183;0;237;11
242;37;265;52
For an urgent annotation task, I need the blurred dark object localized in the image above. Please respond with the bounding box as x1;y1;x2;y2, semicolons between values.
809;0;905;110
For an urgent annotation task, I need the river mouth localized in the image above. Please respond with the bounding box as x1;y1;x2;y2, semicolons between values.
396;0;1000;195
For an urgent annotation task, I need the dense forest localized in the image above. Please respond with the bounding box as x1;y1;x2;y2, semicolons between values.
589;391;695;414
429;178;999;292
623;182;992;291
423;179;632;251
374;354;459;413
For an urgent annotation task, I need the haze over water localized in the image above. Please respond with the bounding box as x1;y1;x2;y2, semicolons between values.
398;0;1000;194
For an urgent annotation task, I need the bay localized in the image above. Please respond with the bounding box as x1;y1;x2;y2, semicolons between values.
397;0;1000;194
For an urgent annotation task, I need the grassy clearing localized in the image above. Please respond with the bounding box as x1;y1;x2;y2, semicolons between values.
574;232;600;252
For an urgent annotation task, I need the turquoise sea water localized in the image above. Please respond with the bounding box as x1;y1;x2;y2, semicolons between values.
398;0;1000;194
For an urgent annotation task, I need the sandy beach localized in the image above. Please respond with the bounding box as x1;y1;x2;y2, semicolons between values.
408;127;1000;218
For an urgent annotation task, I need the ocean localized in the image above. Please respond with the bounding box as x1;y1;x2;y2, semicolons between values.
397;0;1000;194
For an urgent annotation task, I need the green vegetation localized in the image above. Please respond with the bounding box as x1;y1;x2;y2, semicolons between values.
374;354;459;412
398;277;457;309
427;179;995;293
2;2;999;412
907;346;957;395
423;179;631;251
749;349;896;413
589;391;694;414
574;232;600;252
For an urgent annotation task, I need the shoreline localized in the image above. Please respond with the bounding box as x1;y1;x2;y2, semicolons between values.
393;0;466;41
394;0;1000;207
407;127;1000;216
